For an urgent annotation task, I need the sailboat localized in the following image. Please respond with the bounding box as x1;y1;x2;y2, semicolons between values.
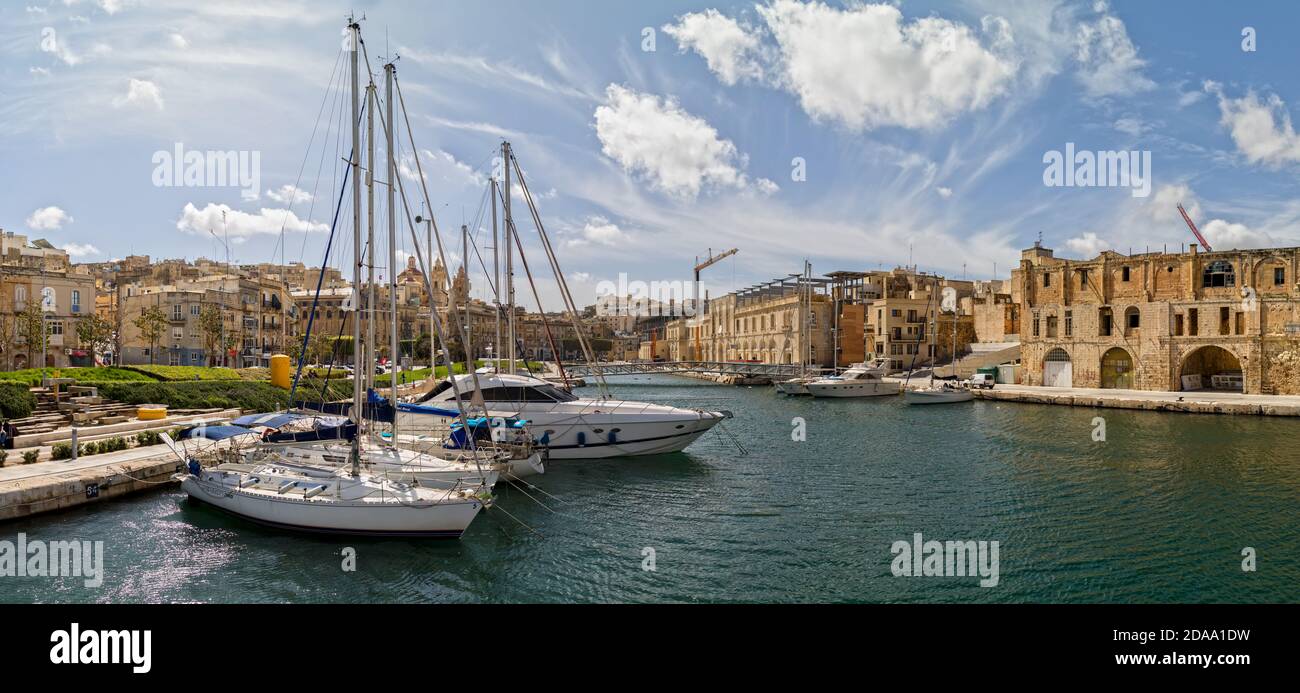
176;20;490;537
905;286;974;405
400;141;726;460
775;261;818;396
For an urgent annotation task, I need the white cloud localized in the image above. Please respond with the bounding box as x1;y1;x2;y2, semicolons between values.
176;202;326;238
662;10;767;86
29;67;51;77
594;84;757;197
568;216;627;248
1073;6;1154;98
1208;86;1300;167
754;0;1018;131
1146;183;1200;224
63;242;100;257
1112;117;1146;136
265;184;313;205
26;206;73;230
1198;219;1274;250
1064;231;1110;257
399;148;485;191
113;78;164;110
937;186;953;198
170;33;189;49
97;0;124;14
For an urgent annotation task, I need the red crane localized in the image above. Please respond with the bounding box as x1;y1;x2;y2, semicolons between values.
1177;203;1212;252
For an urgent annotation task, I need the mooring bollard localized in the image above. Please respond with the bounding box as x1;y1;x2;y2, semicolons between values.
70;427;78;461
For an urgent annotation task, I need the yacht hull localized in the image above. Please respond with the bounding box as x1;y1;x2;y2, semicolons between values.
806;381;900;398
180;473;482;537
904;389;975;404
774;379;812;395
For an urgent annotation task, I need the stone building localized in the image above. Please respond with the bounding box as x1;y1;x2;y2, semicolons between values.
859;270;975;370
0;232;98;368
1015;241;1300;394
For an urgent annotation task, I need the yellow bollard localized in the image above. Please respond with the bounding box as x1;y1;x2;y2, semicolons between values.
270;354;291;389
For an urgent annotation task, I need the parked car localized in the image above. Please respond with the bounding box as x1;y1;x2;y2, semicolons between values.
969;373;996;389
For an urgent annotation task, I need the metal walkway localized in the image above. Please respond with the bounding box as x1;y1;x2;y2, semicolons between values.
562;361;826;379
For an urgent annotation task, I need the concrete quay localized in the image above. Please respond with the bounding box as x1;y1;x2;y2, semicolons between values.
0;444;186;522
973;384;1300;416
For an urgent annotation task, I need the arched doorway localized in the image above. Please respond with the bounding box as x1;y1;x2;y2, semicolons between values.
1100;347;1134;389
1180;345;1243;391
1043;347;1072;387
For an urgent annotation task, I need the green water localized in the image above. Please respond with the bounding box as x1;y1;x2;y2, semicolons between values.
2;375;1297;603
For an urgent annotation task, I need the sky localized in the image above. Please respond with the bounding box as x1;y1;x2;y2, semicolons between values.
3;0;1300;311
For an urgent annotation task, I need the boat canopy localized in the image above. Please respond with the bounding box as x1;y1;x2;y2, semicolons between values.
179;425;261;441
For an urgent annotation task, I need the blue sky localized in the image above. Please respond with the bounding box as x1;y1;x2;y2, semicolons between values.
3;0;1300;309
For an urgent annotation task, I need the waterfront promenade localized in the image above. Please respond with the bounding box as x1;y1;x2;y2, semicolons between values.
975;384;1300;416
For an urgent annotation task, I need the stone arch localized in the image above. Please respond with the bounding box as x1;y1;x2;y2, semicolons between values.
1179;344;1243;391
1251;255;1290;292
1123;306;1141;336
1042;347;1072;387
1100;347;1135;389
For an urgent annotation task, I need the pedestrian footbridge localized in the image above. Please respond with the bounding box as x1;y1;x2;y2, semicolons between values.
561;361;826;379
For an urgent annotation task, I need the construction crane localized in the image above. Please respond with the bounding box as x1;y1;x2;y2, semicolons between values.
690;248;738;360
1177;203;1212;252
694;247;739;282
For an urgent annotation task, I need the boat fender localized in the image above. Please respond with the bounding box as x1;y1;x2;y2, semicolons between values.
576;432;586;447
607;430;617;444
538;432;550;445
187;459;201;476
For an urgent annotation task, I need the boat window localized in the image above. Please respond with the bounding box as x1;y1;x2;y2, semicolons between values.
418;379;454;402
533;384;578;402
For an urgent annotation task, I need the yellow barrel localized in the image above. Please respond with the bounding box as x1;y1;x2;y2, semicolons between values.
138;405;167;420
270;353;292;389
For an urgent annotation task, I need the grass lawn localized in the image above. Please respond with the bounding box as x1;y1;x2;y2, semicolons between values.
0;367;157;385
122;365;243;381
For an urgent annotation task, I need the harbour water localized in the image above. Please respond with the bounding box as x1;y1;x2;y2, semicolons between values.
2;374;1296;603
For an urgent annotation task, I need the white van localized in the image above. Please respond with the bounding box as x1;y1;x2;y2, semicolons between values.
969;373;996;389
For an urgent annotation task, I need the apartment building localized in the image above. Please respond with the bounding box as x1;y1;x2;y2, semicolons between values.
0;231;98;368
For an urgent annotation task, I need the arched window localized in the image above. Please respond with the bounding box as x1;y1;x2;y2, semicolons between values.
1202;260;1235;288
1124;306;1140;334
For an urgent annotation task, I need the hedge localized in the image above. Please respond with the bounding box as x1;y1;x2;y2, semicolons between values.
96;379;354;412
0;367;156;386
0;382;36;419
122;365;243;381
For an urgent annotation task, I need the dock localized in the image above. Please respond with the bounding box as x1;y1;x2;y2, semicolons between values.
974;384;1300;416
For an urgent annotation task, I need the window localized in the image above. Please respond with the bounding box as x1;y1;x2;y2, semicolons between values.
169;352;181;366
191;352;202;364
1046;315;1058;338
891;309;901;317
1043;273;1052;288
1126;307;1140;329
1236;312;1245;335
1032;312;1040;337
71;290;81;313
907;309;918;323
1175;314;1184;336
1275;267;1286;286
15;286;26;308
1189;308;1198;336
173;327;183;341
191;304;202;316
1220;306;1231;335
1122;266;1131;282
1202;260;1235;288
172;305;183;321
1065;310;1073;337
1099;308;1113;337
1078;269;1089;286
49;320;64;336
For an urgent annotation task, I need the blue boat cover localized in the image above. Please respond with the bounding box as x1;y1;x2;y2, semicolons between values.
181;425;260;441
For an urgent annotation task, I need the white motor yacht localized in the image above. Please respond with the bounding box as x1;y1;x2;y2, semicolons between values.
402;372;726;459
806;363;900;398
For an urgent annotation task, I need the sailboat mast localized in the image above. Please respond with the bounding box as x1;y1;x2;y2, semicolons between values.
491;177;500;369
427;219;434;371
366;80;377;403
502;141;516;374
462;224;472;375
386;61;399;441
348;19;362;477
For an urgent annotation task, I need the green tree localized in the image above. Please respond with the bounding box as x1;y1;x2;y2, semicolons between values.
15;301;49;367
198;304;224;367
133;306;168;365
75;313;115;361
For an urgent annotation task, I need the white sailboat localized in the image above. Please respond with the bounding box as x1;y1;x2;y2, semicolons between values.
176;20;489;537
905;286;974;405
775;260;818;396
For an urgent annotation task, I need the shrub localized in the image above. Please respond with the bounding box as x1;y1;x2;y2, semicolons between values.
134;430;161;447
102;436;128;452
123;366;243;382
22;450;39;464
0;382;36;419
80;442;97;457
0;367;156;386
51;442;73;460
0;449;7;465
